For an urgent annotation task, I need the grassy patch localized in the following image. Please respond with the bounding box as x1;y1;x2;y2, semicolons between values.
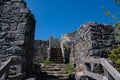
43;60;53;65
67;63;74;74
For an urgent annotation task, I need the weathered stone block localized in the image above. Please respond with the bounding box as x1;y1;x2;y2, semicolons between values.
17;22;26;30
12;2;25;8
20;8;29;13
10;41;24;46
15;34;25;40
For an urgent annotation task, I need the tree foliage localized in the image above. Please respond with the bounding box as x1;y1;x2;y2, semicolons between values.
102;0;120;24
114;0;120;4
102;0;120;72
109;45;120;72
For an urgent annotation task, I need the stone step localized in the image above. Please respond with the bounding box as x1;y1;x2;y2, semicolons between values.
51;55;63;57
42;70;67;74
43;66;66;69
50;57;63;59
50;57;63;60
39;76;69;80
42;74;69;78
51;59;64;61
51;56;63;58
46;64;68;66
50;60;64;62
51;61;64;63
50;56;63;58
43;64;68;67
41;68;66;71
41;63;69;80
44;65;68;68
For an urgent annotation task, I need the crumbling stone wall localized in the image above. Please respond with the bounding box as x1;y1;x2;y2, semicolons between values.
33;40;49;63
0;0;35;73
74;22;115;71
62;22;115;71
74;22;114;57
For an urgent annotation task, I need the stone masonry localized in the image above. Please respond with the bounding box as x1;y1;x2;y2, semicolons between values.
0;0;35;74
33;40;49;63
74;22;115;57
62;22;115;71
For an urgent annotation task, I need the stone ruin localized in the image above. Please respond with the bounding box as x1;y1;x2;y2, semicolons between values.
0;0;120;80
0;0;35;74
62;22;117;71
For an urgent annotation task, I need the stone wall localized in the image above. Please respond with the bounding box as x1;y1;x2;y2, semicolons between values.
0;0;35;73
74;22;114;57
33;40;49;63
61;31;76;44
74;22;115;71
62;22;115;71
61;31;76;63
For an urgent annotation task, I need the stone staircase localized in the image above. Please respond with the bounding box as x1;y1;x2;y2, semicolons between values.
40;64;69;80
39;48;70;80
50;48;64;63
50;55;64;63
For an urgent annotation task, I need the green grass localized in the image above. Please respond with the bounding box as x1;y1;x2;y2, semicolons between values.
67;63;74;74
43;60;53;65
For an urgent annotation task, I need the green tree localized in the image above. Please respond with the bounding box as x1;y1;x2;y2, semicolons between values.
109;45;120;72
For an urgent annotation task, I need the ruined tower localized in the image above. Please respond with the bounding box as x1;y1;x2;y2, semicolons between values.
0;0;35;74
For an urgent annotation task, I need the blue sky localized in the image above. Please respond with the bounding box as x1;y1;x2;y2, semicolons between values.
24;0;120;40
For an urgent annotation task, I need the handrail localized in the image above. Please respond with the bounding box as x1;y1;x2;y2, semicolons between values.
61;41;65;62
79;57;120;80
84;70;108;80
0;56;26;80
76;70;108;80
101;58;120;80
0;58;12;78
